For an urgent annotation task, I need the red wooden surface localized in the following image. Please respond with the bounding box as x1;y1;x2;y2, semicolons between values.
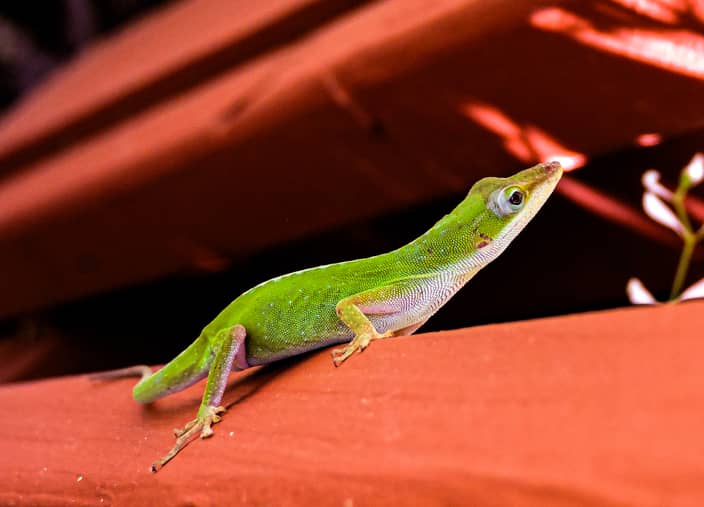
1;302;703;506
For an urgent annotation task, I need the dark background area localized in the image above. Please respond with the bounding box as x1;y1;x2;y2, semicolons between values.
4;137;703;380
0;0;172;111
0;0;702;382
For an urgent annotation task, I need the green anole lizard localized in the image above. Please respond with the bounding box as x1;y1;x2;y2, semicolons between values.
96;161;563;471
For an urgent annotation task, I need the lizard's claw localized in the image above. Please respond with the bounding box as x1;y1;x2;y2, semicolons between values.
331;330;393;367
152;405;226;472
172;405;224;438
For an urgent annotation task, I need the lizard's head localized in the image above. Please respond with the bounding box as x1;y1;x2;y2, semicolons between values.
412;161;562;272
457;161;563;258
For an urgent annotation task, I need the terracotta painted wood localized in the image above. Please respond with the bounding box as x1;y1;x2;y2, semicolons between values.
1;302;702;506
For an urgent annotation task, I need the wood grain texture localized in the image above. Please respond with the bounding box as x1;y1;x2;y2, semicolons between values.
1;302;703;506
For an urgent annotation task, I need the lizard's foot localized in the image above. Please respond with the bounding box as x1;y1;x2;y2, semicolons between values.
331;330;393;367
151;405;226;472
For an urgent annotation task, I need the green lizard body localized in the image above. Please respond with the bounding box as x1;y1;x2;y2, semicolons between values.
101;162;562;471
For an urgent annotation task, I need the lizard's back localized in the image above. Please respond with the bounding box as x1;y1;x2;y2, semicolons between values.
203;249;437;365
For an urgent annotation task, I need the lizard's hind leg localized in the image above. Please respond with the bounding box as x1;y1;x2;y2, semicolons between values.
151;324;248;472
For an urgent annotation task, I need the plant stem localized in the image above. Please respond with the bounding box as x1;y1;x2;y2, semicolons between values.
671;187;692;232
670;233;696;299
667;175;701;300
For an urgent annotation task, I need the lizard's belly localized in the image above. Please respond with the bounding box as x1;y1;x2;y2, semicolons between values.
242;273;466;366
368;273;465;334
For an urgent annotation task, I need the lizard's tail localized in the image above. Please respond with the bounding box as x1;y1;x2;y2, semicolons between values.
130;334;211;404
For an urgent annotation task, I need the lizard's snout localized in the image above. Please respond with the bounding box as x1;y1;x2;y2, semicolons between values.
542;161;562;174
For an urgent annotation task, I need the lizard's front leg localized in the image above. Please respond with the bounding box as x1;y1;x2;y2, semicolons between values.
331;297;394;366
331;277;438;366
151;324;248;472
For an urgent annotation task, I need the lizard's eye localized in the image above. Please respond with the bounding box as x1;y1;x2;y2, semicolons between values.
508;188;524;206
494;186;526;215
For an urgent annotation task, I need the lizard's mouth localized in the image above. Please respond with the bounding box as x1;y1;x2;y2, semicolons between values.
495;162;563;242
515;161;564;208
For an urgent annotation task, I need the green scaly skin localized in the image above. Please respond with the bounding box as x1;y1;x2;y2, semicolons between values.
99;162;563;471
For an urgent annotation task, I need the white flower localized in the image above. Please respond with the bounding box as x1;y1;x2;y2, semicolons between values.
642;170;673;200
684;153;704;186
680;277;704;301
627;277;704;305
629;156;704;306
626;278;657;305
642;191;684;236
